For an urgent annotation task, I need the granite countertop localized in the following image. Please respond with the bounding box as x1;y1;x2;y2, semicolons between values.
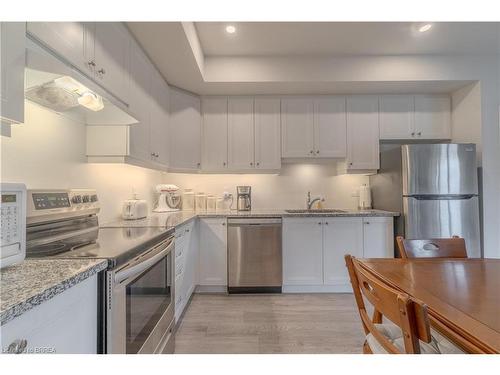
101;209;399;230
0;258;108;325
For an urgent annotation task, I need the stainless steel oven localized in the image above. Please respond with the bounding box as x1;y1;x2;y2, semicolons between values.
106;235;175;354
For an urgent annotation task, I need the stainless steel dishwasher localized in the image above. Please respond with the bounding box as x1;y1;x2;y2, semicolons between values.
227;217;282;293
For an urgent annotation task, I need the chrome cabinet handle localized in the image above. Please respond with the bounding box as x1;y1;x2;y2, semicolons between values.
97;68;106;75
316;150;320;154
349;162;353;166
365;221;370;225
318;222;322;225
325;221;329;225
417;132;422;136
222;222;226;226
223;162;227;167
87;60;96;67
256;162;260;166
7;339;27;354
197;162;201;167
310;150;314;155
250;162;253;166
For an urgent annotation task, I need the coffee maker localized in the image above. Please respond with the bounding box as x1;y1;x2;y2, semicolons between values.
236;186;251;211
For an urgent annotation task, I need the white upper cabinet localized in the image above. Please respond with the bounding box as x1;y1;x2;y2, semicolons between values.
281;97;315;158
92;23;130;102
379;95;415;140
1;22;25;125
380;95;451;140
149;69;169;167
27;22;131;103
169;88;201;171
202;97;228;171
323;217;363;286
346;96;380;170
27;22;94;76
362;217;394;258
414;95;451;139
128;41;152;162
254;97;281;169
228;97;255;170
314;96;347;158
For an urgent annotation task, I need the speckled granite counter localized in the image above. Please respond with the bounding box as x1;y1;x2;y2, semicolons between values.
1;259;107;325
101;209;398;229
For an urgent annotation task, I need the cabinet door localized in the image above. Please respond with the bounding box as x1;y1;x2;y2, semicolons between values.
414;95;451;139
254;97;281;169
93;23;130;102
283;218;323;285
1;275;97;354
362;217;394;258
149;70;169;166
313;96;347;158
0;22;25;124
323;218;363;286
281;97;314;158
169;88;201;170
128;41;152;161
228;97;255;170
202;97;228;170
199;218;227;286
346;96;380;170
27;22;94;76
379;95;415;140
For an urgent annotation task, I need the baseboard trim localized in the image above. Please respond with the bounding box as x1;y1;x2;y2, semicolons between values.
282;284;352;293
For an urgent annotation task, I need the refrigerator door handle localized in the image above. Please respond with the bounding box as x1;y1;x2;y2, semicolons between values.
408;194;477;200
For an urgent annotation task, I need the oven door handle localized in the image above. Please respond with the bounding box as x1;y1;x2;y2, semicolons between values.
114;238;174;284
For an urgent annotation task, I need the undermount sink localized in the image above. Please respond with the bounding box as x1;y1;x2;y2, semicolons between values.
285;209;347;214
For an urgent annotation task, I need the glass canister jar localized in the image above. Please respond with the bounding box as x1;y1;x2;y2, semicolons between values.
182;189;195;211
195;193;207;211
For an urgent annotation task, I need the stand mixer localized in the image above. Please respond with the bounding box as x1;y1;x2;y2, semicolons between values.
153;184;182;212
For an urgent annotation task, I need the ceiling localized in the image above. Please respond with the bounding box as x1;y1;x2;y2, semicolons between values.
195;22;498;57
127;22;498;95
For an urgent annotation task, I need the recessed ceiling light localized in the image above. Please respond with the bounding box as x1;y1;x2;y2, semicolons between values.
225;25;236;34
418;24;432;33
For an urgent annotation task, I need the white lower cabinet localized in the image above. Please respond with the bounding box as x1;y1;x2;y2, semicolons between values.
362;217;394;258
0;275;98;354
323;217;363;287
282;218;323;285
174;220;197;322
198;218;227;289
283;216;394;292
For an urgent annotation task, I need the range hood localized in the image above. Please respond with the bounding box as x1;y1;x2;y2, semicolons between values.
25;38;138;126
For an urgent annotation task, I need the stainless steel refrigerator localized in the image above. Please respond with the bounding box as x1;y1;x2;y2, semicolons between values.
370;143;481;258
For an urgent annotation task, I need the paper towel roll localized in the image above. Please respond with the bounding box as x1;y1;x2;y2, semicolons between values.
359;184;372;210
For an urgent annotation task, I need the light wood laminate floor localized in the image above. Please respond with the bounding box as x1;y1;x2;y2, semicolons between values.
174;293;365;354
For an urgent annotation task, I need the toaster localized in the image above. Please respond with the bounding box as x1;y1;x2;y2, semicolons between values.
122;199;148;220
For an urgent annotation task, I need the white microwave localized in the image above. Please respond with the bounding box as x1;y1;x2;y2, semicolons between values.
1;183;26;269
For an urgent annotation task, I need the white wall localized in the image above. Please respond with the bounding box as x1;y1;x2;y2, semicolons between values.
161;164;368;210
451;82;482;164
1;102;163;223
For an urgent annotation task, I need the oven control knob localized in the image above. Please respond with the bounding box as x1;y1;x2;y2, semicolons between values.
90;194;98;202
82;195;90;203
72;195;82;204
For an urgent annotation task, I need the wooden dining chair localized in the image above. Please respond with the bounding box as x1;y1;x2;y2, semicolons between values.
396;236;468;259
345;254;436;354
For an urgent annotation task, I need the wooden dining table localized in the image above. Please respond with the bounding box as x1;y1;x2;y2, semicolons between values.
356;258;500;354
